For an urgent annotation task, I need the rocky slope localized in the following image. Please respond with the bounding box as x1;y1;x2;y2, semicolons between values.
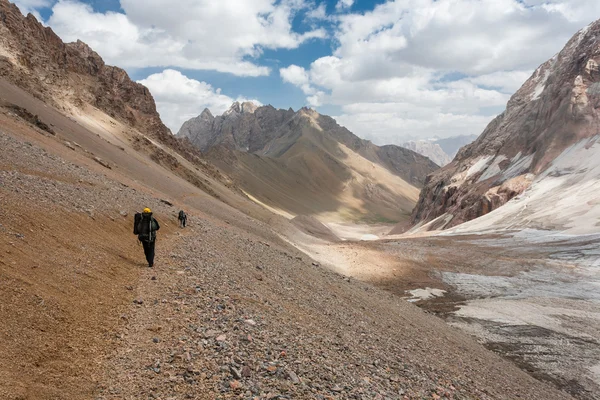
411;20;600;231
0;0;168;140
0;0;236;199
179;103;438;223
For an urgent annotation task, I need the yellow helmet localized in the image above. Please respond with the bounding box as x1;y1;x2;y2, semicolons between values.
143;207;152;213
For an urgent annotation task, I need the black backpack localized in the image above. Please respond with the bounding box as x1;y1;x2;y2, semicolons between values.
178;210;186;220
133;212;142;234
136;213;157;241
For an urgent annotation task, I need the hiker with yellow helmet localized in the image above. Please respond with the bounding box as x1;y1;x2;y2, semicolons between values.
133;207;160;267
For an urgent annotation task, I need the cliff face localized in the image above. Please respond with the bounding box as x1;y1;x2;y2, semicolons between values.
0;0;171;143
411;20;600;230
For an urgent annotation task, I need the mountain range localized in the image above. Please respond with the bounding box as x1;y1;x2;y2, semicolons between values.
178;103;438;223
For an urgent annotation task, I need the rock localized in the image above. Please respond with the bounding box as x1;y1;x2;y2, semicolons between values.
244;319;257;326
152;337;160;343
287;370;300;384
120;210;128;217
241;366;252;378
64;141;76;151
229;380;242;390
216;334;227;342
133;299;143;305
331;385;343;392
93;157;111;169
230;366;242;380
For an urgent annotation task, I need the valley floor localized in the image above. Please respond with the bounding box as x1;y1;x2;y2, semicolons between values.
297;231;600;399
0;82;574;399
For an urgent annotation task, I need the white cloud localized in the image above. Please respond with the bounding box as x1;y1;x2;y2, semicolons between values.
138;69;261;133
334;107;494;145
280;65;310;87
46;0;327;77
335;0;354;11
467;70;534;94
306;3;327;20
13;0;51;21
281;0;600;143
280;64;326;106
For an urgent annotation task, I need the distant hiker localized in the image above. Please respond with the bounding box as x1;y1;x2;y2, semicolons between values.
133;207;160;267
178;210;187;228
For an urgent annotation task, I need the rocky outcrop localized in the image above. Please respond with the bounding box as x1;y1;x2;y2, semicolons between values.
411;20;600;230
0;0;171;144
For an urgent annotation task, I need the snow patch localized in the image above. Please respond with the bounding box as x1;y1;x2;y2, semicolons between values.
444;136;600;235
405;287;446;302
477;155;507;183
532;68;550;101
360;234;379;241
577;23;592;46
466;155;493;179
502;153;534;181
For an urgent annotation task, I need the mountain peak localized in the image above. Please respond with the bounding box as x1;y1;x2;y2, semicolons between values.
222;101;258;117
200;108;214;119
241;101;258;114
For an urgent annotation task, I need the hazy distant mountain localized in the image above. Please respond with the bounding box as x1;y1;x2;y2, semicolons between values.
402;135;477;167
402;141;450;166
178;103;438;223
410;20;600;233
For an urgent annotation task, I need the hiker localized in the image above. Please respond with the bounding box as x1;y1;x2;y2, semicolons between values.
178;210;187;228
134;207;160;267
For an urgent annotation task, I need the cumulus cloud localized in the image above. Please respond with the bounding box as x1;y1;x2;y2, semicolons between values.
138;69;261;133
280;64;326;106
281;0;600;143
46;0;327;76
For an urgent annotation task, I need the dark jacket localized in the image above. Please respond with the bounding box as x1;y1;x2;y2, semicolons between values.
137;213;160;242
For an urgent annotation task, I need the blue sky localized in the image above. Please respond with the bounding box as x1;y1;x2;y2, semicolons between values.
34;0;380;112
15;0;600;144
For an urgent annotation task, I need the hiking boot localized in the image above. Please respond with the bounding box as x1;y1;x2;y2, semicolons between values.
148;263;153;268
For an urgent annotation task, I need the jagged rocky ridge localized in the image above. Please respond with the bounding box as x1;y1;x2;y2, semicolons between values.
0;0;171;145
178;103;439;222
178;103;440;222
410;20;600;230
179;103;438;187
0;0;234;197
